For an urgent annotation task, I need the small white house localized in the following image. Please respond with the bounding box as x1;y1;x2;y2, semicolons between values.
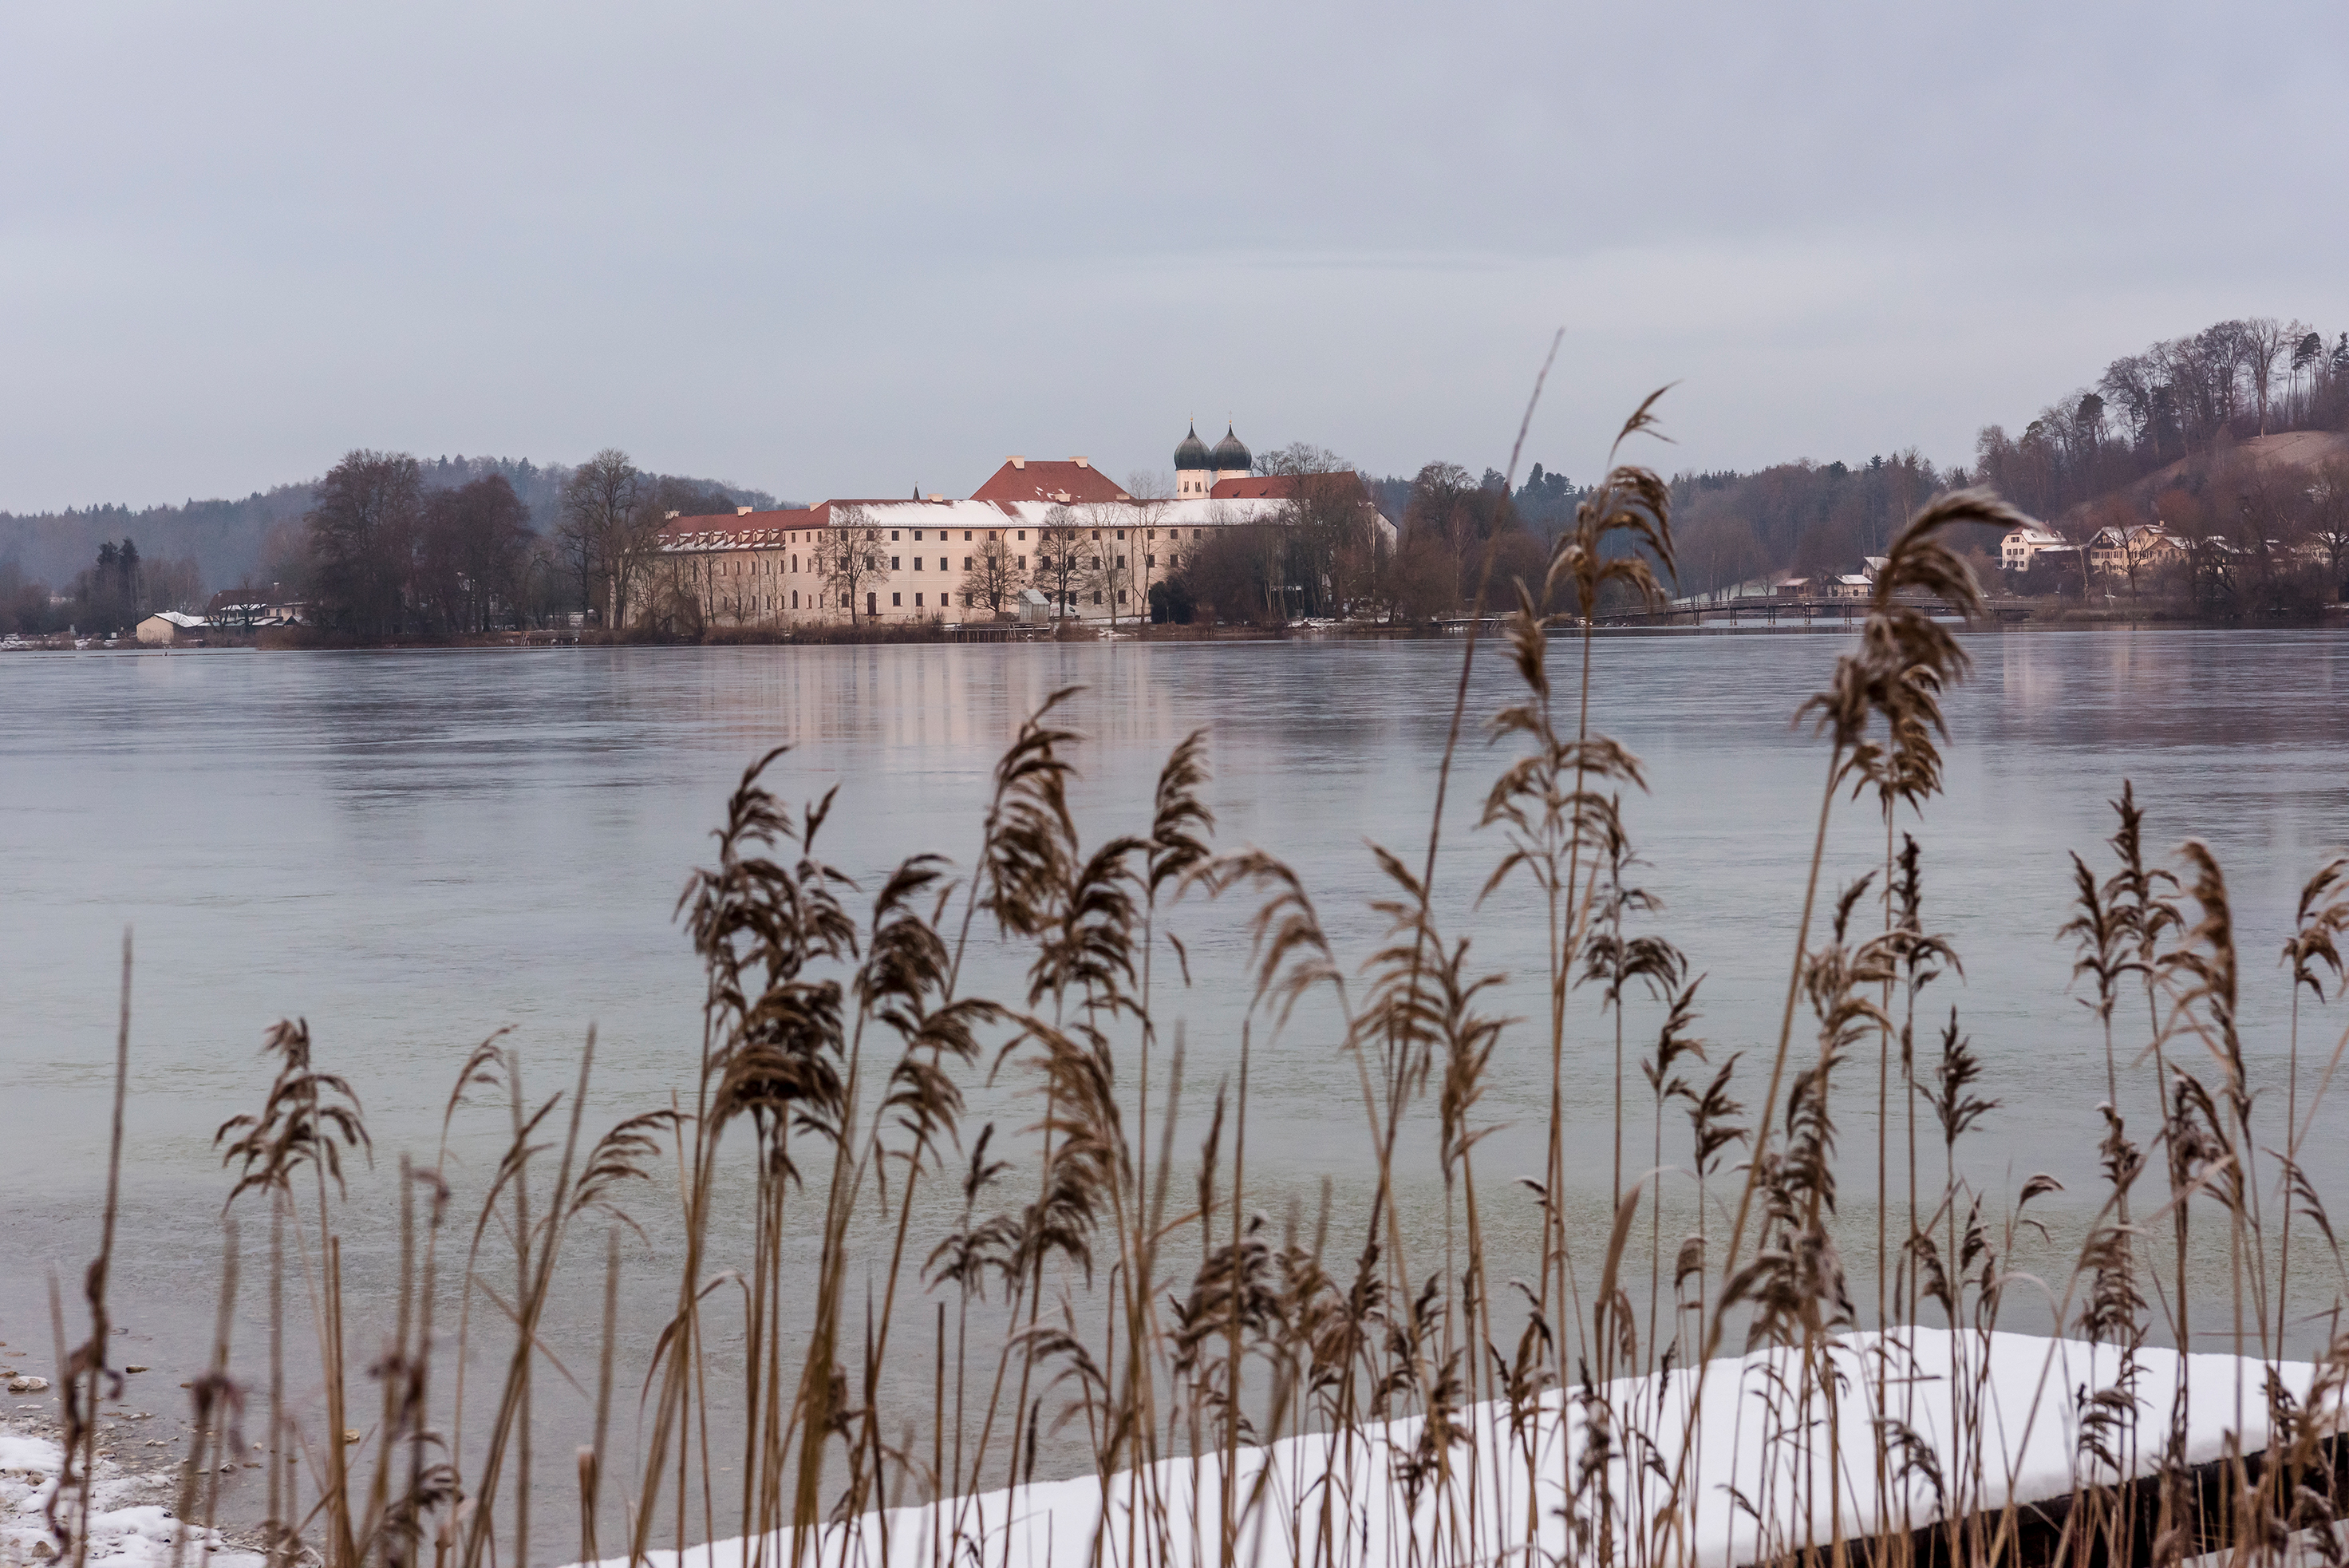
2000;527;2067;572
135;610;207;646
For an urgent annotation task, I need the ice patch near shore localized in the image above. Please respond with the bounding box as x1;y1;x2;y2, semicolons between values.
580;1329;2335;1568
0;1424;260;1568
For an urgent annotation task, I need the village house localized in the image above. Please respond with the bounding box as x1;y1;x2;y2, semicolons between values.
628;425;1396;630
1998;527;2070;572
2087;523;2183;577
134;610;207;645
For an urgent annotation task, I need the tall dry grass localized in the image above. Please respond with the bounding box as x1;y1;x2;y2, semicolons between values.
32;397;2349;1568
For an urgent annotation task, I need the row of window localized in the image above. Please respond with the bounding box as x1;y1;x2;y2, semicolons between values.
700;551;1181;577
703;587;1138;614
689;524;1215;551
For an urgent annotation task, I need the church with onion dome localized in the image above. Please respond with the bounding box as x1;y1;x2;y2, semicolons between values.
1174;421;1254;498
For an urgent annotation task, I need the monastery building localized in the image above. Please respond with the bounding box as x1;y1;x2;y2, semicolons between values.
632;424;1395;630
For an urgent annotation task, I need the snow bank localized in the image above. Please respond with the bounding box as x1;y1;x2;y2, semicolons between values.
584;1329;2335;1568
0;1423;260;1568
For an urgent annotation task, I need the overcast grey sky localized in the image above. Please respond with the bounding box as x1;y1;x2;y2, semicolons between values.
5;2;2344;511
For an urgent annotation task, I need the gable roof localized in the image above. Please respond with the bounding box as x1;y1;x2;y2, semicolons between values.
970;458;1131;505
1207;471;1372;504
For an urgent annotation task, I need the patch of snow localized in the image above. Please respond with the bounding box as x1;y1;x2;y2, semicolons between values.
575;1329;2335;1568
0;1422;261;1568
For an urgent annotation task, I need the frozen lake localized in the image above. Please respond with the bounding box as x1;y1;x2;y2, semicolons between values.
3;628;2346;1539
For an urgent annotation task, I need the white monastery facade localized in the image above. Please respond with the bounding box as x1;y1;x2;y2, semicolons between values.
632;428;1396;630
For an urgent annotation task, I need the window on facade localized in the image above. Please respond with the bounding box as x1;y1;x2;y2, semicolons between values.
913;557;922;571
1017;555;1026;568
892;593;902;606
1092;591;1102;605
1091;529;1100;540
892;556;901;570
1118;589;1127;603
964;531;972;541
1116;555;1125;568
792;590;798;609
1145;555;1155;568
915;593;924;606
963;556;972;571
1091;555;1100;569
1017;531;1025;540
913;530;922;540
1115;530;1125;540
891;531;901;541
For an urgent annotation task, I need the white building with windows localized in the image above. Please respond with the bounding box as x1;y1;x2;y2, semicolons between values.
1999;527;2069;572
634;430;1396;630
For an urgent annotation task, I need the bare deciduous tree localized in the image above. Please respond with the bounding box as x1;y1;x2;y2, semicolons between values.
958;527;1019;615
812;506;888;625
2241;317;2293;436
1079;506;1138;626
1031;504;1084;617
308;450;423;638
559;449;643;626
415;476;532;635
1123;500;1169;634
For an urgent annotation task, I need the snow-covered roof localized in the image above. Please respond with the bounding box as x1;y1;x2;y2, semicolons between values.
144;610;206;628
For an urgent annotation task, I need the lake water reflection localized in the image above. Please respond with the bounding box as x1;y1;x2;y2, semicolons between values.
2;630;2345;1528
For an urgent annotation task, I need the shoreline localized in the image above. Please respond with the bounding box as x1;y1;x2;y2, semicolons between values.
7;612;2344;653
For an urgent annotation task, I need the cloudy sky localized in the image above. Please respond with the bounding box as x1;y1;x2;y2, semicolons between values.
6;1;2345;511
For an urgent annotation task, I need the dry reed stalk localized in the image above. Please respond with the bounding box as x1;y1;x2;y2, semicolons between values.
71;400;2349;1568
170;1220;240;1568
47;935;134;1568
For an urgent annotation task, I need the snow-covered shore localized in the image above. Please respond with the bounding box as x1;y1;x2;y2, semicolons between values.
0;1424;259;1568
586;1329;2332;1568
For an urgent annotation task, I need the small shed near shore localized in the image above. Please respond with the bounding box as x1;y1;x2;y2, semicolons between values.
135;611;207;646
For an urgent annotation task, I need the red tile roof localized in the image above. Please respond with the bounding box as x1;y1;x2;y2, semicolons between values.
1209;472;1370;503
970;459;1131;504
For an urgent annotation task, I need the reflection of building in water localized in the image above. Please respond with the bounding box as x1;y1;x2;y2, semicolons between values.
628;426;1394;630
